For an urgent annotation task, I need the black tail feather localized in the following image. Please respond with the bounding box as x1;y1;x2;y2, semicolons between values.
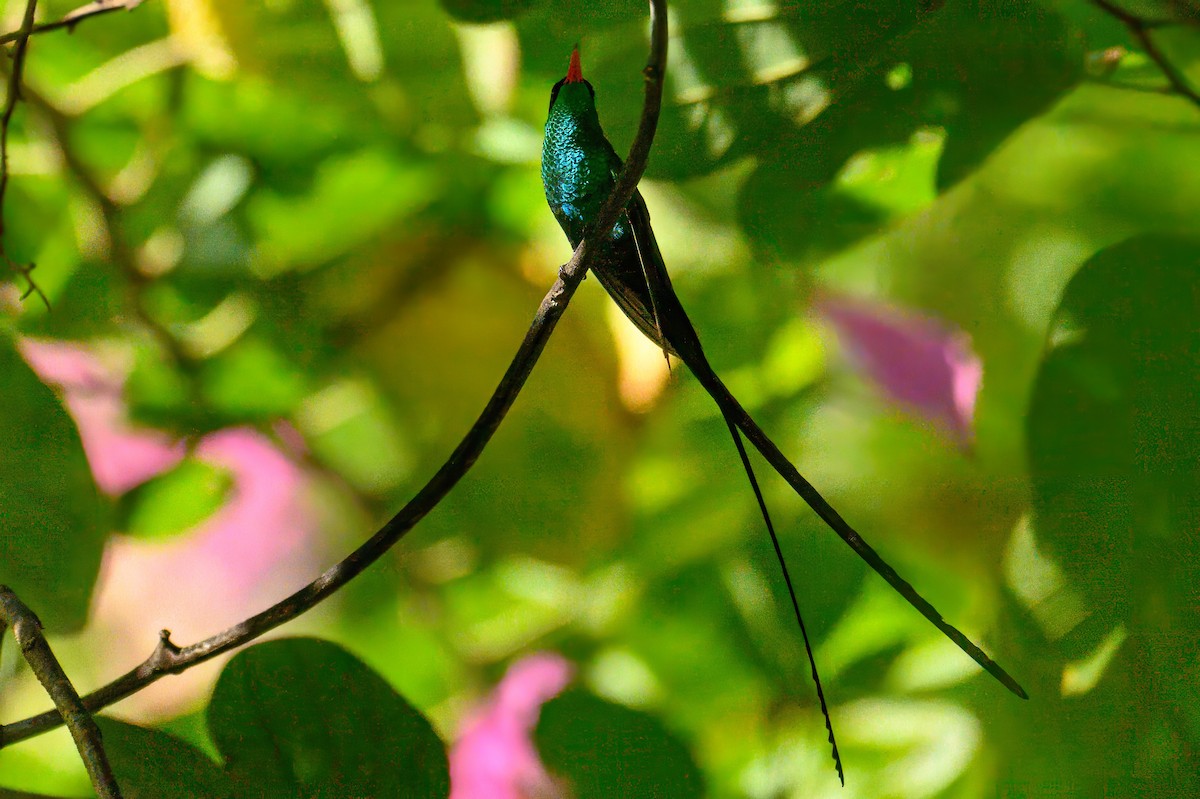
617;186;1026;793
706;374;1030;701
725;416;844;786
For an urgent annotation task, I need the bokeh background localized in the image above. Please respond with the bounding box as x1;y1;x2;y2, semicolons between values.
0;0;1197;796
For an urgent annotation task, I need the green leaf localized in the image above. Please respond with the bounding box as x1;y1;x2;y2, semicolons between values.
125;337;198;432
0;338;107;632
118;459;233;540
535;689;705;799
182;74;366;164
1027;235;1200;637
374;0;479;131
200;334;309;421
208;638;450;799
96;717;233;799
1024;234;1200;795
906;0;1082;190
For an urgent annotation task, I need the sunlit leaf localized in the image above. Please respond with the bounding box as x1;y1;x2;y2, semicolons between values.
247;149;434;274
200;334;309;421
118;458;233;539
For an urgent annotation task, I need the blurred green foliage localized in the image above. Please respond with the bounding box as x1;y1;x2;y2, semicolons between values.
1;0;1198;796
118;459;231;540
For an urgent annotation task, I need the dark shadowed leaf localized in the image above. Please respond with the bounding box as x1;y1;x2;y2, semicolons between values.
438;0;538;23
518;0;1079;260
96;717;233;799
908;0;1082;189
1023;235;1200;792
208;637;450;799
0;338;107;632
1028;235;1199;639
535;689;704;799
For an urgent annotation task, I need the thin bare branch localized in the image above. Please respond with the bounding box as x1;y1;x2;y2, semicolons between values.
0;587;122;798
0;0;47;306
0;0;145;46
1092;0;1200;110
0;0;670;749
0;1;150;304
6;79;204;401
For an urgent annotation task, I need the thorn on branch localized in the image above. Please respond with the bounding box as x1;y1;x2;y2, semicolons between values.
150;628;184;671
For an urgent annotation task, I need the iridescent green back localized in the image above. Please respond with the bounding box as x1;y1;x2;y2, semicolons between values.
541;81;625;246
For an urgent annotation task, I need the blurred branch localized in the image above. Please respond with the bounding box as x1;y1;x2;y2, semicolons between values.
9;77;211;436
0;0;145;46
0;0;670;749
18;84;176;339
0;587;122;798
1092;0;1200;109
0;0;46;306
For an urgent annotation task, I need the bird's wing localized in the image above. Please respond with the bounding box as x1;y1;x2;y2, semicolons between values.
591;262;677;356
588;159;678;356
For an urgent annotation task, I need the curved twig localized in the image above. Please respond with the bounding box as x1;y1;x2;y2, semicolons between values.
1092;0;1200;110
0;0;48;306
0;0;145;46
0;0;670;750
0;587;122;798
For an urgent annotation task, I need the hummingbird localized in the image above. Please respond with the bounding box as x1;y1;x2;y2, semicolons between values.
542;46;1025;784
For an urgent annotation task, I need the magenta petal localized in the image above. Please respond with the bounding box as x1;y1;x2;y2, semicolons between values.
450;653;573;799
816;294;982;446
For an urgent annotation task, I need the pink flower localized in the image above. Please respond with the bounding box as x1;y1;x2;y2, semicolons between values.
21;339;322;719
450;653;574;799
816;294;983;447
